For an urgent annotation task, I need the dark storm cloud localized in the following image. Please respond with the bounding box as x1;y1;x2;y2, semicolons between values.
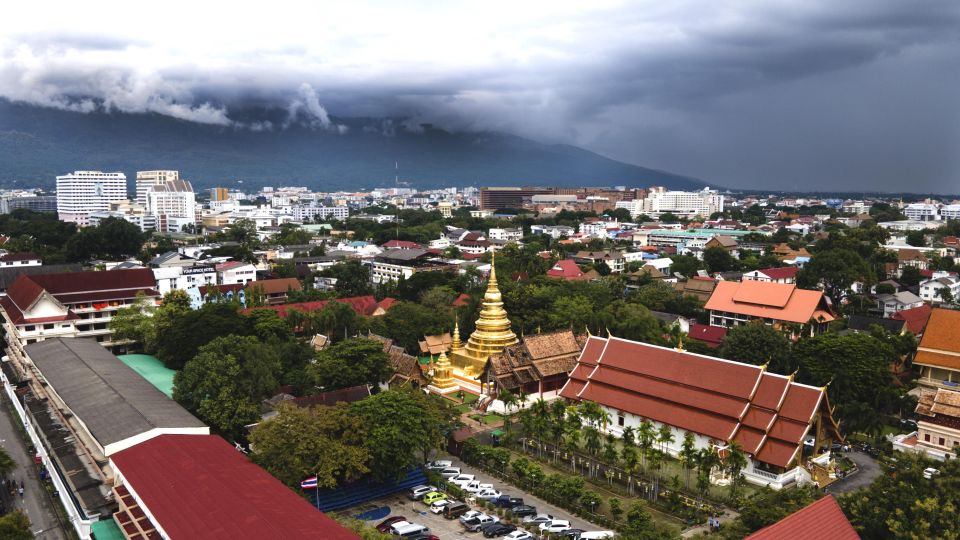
1;0;959;190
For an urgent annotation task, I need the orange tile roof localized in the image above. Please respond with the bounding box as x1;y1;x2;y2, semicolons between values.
746;496;859;540
704;281;834;324
918;308;960;352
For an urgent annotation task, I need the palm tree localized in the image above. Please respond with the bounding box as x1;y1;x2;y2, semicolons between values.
657;424;675;457
648;448;664;501
548;400;568;460
678;432;697;491
725;441;749;499
694;448;719;502
621;425;636;448
637;420;655;473
530;398;551;457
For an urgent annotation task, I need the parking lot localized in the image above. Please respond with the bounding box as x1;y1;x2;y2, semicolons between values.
347;457;606;539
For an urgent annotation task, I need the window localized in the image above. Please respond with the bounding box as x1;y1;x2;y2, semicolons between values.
924;434;930;442
618;415;625;427
940;437;946;446
43;324;54;330
24;325;35;332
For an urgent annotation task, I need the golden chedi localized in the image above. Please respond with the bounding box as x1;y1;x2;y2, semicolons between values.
449;252;518;378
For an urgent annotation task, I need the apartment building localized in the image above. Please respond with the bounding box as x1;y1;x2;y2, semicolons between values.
641;186;724;219
369;248;455;284
291;204;349;222
145;179;199;232
135;170;179;205
56;171;128;226
0;268;159;356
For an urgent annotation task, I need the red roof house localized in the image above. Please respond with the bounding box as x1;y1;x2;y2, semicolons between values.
243;295;397;319
546;259;599;281
110;434;359;539
704;281;835;331
381;239;422;249
560;336;842;482
746;495;859;539
890;303;933;335
687;323;727;348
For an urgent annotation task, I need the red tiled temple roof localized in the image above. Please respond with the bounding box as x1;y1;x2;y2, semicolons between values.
746;496;859;540
559;336;837;468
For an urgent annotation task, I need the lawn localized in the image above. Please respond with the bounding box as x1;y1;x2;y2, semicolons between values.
469;413;504;425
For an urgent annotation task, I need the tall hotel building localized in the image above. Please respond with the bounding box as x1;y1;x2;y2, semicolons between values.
136;170;180;205
55;171;128;226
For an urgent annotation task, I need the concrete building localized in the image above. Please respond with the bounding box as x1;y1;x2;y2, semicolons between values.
56;171;128;226
705;281;835;335
216;261;257;285
480;187;556;210
903;203;940;221
641;187;724;219
369;249;456;284
291;204;349;222
210;186;230;201
0;195;57;213
0;268;160;354
146;179;199;232
0;252;42;267
135;170;179;205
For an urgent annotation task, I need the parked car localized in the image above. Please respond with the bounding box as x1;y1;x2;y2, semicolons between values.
422;491;447;505
450;474;476;487
425;459;453;471
443;502;471;519
429;499;453;514
439;467;462;478
476;488;502;500
463;514;499;532
391;522;430;537
408;485;437;500
376;516;407;533
508;505;538;518
493;495;523;508
522;513;554;525
901;418;919;431
540;520;572;533
483;523;518;537
579;531;615;539
459;510;485;524
463;480;495;493
409;535;440;540
559;529;585;539
923;467;941;479
504;531;534;540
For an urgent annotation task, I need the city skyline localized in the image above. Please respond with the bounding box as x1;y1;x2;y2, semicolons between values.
1;1;958;192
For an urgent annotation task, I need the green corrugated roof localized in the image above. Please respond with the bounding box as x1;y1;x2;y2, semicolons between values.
117;354;176;398
91;518;125;540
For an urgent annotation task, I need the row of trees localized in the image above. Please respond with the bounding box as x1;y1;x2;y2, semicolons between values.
0;210;147;262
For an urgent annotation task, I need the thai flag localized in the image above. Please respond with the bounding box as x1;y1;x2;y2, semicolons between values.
300;476;318;489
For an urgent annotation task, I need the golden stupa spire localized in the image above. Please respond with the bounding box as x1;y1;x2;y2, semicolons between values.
451;319;463;352
430;349;457;389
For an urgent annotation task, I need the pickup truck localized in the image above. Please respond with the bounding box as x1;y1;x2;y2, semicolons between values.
462;480;495;493
462;514;500;532
493;495;524;508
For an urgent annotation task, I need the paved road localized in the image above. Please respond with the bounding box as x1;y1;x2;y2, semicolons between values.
824;450;880;494
0;394;67;539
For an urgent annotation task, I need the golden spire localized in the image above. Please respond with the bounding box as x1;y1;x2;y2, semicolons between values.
454;247;518;374
451;319;463;352
430;349;457;389
676;335;684;351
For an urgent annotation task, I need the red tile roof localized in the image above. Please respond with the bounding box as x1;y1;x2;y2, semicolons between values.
547;259;589;280
110;434;359;540
890;304;933;335
0;252;40;262
758;267;798;280
746;496;859;540
381;239;422;249
242;295;397;318
687;323;727;347
559;337;835;468
705;281;835;324
453;293;471;307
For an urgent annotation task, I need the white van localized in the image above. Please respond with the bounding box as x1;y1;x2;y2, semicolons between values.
391;522;430;537
449;473;476;487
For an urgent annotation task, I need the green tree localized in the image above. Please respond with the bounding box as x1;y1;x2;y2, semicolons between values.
549;295;595;331
678;431;697;491
0;511;32;540
899;265;922;287
703;246;739;274
905;230;927;247
250;403;369;488
719;323;795;373
669;255;702;278
0;446;15;477
308;337;392;391
320;260;373;297
380;301;447;354
275;223;314;246
173;335;282;439
797;248;871;301
721;487;820;539
109;291;158;350
156;302;250;369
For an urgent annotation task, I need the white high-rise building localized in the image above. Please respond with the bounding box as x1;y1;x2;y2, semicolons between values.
136;170;180;205
146;179;198;232
56;171;128;226
641;187;724;219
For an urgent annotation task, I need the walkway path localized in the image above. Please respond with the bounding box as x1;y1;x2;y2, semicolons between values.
0;395;67;539
824;450;880;494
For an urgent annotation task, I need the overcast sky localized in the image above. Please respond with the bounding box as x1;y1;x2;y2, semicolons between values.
2;0;959;191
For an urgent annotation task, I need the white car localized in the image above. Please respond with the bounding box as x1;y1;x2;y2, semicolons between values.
504;531;533;540
522;513;554;524
425;459;453;471
580;532;616;539
540;519;571;533
463;481;495;493
476;488;501;500
429;499;452;514
449;474;476;487
439;467;461;478
459;510;485;524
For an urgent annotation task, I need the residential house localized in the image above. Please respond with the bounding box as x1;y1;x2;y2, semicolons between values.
247;278;303;305
920;272;960;303
687;323;727;348
844;315;906;335
891;304;933;335
742;267;799;284
770;243;812;262
0;268;160;357
896;248;929;276
0;252;42;267
914;308;960;390
573;250;626;273
704;235;739;257
560;336;843;489
546;259;600;281
216;261;257;285
369;248;456;284
897;387;960;460
673;277;718;302
875;290;924;317
704;281;836;335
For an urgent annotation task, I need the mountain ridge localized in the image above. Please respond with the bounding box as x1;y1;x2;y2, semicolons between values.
0;100;710;192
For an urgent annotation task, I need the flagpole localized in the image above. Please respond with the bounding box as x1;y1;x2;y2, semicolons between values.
315;472;320;510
